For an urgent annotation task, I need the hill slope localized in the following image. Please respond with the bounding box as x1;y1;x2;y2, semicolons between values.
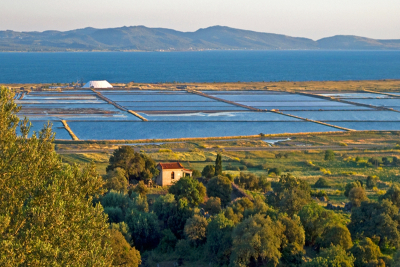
0;26;399;51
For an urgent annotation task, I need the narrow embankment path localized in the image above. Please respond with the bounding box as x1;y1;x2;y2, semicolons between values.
92;89;148;121
269;110;354;132
189;90;262;111
61;120;79;141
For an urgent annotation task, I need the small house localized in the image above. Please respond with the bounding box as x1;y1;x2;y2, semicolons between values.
156;162;192;186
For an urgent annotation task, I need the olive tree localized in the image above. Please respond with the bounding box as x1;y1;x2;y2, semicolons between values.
0;87;112;265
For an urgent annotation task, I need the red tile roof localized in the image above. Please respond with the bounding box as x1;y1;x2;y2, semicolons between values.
158;162;184;169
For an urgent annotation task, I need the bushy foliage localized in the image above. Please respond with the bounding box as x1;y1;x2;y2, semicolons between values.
351;238;382;267
348;187;368;207
345;180;363;197
270;173;312;216
366;176;379;189
206;175;232;206
0;87;112;265
153;194;193;238
204;197;222;215
234;172;271;192
169;176;206;207
202;165;215;179
184;215;208;245
325;150;335;161
103;167;129;193
314;177;330;188
280;215;305;265
303;245;355;267
299;202;347;245
106;146;159;183
125;210;161;251
230;214;284;267
379;184;400;208
348;199;400;250
106;229;141;267
206;213;234;265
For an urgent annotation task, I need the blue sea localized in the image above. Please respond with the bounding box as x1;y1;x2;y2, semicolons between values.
1;51;400;83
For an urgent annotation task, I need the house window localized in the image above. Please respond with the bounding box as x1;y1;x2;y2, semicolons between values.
171;172;175;180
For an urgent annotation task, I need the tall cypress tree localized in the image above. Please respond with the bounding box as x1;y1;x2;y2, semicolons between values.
215;153;222;176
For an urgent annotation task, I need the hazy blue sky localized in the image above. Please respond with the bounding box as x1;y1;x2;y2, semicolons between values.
1;0;399;40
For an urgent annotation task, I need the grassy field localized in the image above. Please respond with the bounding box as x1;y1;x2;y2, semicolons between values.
57;131;400;205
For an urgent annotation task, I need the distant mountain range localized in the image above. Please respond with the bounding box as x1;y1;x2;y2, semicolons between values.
1;25;400;52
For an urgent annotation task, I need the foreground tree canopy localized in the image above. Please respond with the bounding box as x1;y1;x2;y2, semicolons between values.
0;87;112;265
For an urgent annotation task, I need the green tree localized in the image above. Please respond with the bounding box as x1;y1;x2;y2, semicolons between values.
325;150;335;161
259;175;272;193
184;214;208;245
280;215;305;265
348;200;400;250
206;213;234;266
204;197;222;215
318;224;353;250
157;229;178;253
206;175;232;206
348;187;368;207
379;184;400;208
106;146;158;183
215;153;223;176
230;214;284;267
202;165;215;179
103;167;129;193
125;210;160;251
0;86;112;265
234;172;260;191
303;245;355;267
106;229;141;267
270;173;312;216
169;176;206;207
351;238;382;267
392;249;400;267
314;177;330;188
299;202;347;245
366;176;378;189
192;169;201;178
153;194;193;238
133;180;149;198
345;181;363;197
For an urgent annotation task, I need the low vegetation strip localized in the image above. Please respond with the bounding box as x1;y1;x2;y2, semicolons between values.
61;120;79;140
128;110;148;121
189;90;261;111
271;110;354;131
91;89;127;111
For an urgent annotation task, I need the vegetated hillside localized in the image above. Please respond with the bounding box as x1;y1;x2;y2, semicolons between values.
317;35;400;50
0;25;399;51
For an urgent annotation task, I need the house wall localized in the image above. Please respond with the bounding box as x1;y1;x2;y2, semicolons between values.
156;167;184;186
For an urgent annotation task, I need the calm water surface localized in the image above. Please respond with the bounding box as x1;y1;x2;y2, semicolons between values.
1;51;400;83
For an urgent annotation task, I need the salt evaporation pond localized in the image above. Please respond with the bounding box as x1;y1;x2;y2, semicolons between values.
139;111;301;121
14;89;400;140
329;122;400;131
67;121;341;140
207;93;325;102
284;111;400;121
320;93;390;99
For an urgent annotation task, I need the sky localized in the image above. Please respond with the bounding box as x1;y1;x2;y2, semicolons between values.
1;0;400;40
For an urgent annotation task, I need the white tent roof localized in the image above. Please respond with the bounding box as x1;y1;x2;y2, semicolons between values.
82;80;113;89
